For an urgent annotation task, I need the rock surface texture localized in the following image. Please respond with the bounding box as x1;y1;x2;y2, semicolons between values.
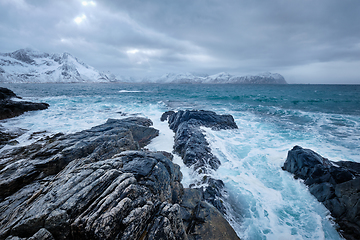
161;110;238;215
0;117;240;240
0;87;49;120
282;146;360;240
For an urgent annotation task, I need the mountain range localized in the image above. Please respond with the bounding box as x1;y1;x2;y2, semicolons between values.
0;49;287;84
141;72;287;84
0;48;116;83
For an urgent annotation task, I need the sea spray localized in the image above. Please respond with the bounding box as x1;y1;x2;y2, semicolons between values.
1;83;359;239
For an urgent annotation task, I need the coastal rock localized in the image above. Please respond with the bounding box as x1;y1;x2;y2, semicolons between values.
0;126;25;148
162;110;237;172
0;87;49;120
180;188;240;240
0;117;240;240
162;110;238;214
282;146;360;240
0;117;158;200
0;87;20;100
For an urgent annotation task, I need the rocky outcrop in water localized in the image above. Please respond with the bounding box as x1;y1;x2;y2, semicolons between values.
162;110;237;172
282;146;360;240
0;117;239;240
0;87;49;120
161;110;238;214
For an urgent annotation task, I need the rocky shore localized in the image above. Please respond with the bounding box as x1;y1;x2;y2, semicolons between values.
282;146;360;240
0;115;239;239
0;87;49;148
0;87;49;120
3;90;358;239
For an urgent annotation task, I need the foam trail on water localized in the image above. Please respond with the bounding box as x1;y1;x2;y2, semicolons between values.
145;104;193;187
118;90;149;93
202;114;344;240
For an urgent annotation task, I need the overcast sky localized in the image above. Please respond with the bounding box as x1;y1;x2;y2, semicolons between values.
1;0;359;84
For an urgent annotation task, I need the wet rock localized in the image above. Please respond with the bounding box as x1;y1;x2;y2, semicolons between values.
0;87;20;100
0;117;189;240
0;127;24;149
163;110;238;132
0;117;159;200
160;110;175;122
180;188;240;240
0;116;239;240
162;110;237;211
0;88;49;120
163;110;237;172
282;145;360;240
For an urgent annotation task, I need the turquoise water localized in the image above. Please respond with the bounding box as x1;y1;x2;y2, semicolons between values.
1;83;360;239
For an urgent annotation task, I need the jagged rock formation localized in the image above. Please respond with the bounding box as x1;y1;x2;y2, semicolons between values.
161;110;238;214
0;117;239;240
282;146;360;240
0;49;117;83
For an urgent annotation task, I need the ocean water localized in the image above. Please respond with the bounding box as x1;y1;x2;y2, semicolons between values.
1;83;360;239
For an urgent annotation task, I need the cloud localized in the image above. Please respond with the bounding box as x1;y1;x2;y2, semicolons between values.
0;0;359;83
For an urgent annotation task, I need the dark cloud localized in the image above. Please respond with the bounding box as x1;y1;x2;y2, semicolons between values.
0;0;359;83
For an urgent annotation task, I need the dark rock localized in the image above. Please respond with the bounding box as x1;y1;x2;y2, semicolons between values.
0;117;158;200
0;100;49;120
167;110;238;132
0;87;20;100
180;188;240;240
167;110;237;172
333;161;360;176
0;88;49;120
163;110;237;215
0;128;23;149
283;145;360;240
160;110;175;122
0;117;239;240
5;228;55;240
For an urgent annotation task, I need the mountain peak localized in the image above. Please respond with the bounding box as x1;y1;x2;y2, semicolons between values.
0;49;116;83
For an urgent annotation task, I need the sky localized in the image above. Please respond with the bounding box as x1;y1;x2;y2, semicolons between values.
0;0;360;84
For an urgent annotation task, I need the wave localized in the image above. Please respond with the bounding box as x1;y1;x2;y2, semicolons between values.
118;90;149;93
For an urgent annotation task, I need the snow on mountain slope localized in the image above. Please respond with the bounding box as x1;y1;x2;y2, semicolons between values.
0;49;287;84
228;72;287;84
0;49;116;83
137;71;287;84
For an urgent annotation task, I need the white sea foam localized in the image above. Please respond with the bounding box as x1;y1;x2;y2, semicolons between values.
1;84;358;239
118;90;148;93
201;113;344;239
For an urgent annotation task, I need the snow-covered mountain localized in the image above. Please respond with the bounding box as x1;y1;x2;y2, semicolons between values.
0;49;287;84
139;72;287;84
0;48;117;83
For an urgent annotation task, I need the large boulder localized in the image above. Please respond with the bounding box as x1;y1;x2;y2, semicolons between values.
282;146;360;240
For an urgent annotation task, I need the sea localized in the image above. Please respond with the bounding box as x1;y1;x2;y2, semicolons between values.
1;83;360;240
